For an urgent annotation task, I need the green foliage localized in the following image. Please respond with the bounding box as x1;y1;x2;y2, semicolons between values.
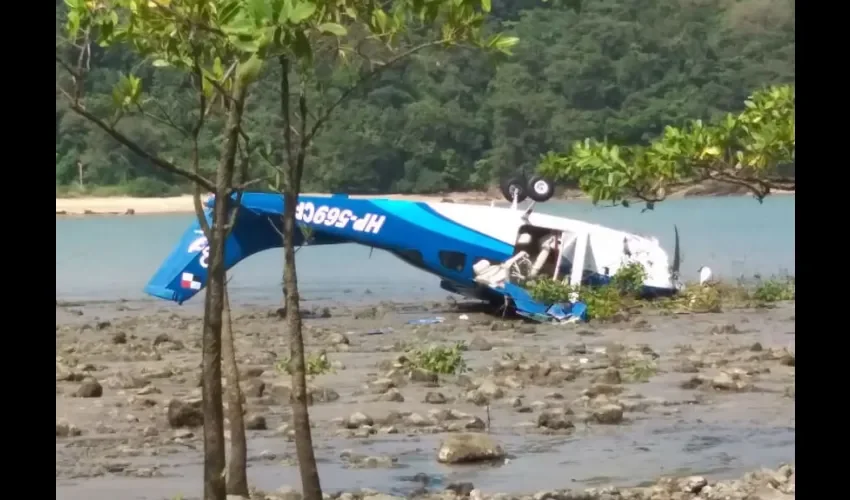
276;351;333;376
751;277;795;303
610;262;648;296
623;359;658;383
539;85;795;206
680;285;723;313
56;0;794;196
526;262;647;320
407;342;468;374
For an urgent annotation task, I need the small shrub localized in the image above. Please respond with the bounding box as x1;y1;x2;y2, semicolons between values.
527;277;574;304
611;262;648;296
683;285;722;313
275;351;333;376
623;360;658;383
751;277;795;302
526;263;647;321
407;342;467;374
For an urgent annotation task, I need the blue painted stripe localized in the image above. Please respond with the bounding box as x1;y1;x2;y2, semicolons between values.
370;200;513;255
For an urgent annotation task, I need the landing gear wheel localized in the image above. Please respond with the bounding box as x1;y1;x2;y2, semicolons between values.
527;175;555;202
500;175;528;203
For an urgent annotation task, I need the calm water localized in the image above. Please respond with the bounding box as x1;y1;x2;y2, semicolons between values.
55;196;795;306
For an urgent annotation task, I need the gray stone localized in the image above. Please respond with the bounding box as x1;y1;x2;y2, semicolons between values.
76;378;103;398
437;433;506;464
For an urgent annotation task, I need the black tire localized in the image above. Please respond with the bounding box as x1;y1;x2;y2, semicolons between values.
500;175;528;203
527;175;555;202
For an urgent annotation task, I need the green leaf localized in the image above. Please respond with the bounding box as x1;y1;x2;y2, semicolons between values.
481;0;491;13
236;54;265;84
493;35;519;53
151;59;170;68
288;2;316;23
230;35;261;53
317;22;347;36
219;1;241;24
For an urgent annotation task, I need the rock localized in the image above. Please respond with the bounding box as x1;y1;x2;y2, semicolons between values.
537;410;574;430
167;399;204;428
708;323;741;335
345;412;374;429
680;476;708;493
465;390;490;406
425;392;448;404
311;387;340;403
675;361;701;373
76;378;103;398
370;378;396;394
468;336;493;351
750;342;764;352
275;485;303;500
245;415;267;430
269;383;293;402
779;353;795;366
437;433;506;464
240;378;266;398
592;404;624;424
56;420;82;437
104;372;149;390
583;384;624;398
240;366;266;378
477;380;505;399
711;372;750;391
381;388;405;402
594;368;622;385
446;482;476;497
111;332;127;344
363;495;404;500
409;368;439;384
328;332;350;345
152;333;171;346
502;375;524;389
465;417;487;431
404;413;431;427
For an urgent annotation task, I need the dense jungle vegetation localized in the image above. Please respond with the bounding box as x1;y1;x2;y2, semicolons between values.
55;0;795;197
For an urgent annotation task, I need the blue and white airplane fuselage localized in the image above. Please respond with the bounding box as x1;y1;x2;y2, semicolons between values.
145;193;681;317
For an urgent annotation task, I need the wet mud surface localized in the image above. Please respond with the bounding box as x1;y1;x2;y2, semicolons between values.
56;299;795;500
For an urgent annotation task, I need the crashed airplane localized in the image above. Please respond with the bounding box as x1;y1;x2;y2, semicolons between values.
144;175;682;322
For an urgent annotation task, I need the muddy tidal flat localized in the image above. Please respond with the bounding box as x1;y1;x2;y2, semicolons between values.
56;300;795;500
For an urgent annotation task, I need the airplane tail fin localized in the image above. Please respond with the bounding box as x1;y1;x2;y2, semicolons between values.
143;206;284;304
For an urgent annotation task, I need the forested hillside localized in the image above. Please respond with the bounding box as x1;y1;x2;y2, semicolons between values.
55;0;795;197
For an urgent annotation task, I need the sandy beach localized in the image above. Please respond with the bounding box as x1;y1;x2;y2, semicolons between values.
55;192;498;216
55;184;794;217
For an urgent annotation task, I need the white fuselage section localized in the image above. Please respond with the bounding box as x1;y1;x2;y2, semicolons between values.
425;201;676;290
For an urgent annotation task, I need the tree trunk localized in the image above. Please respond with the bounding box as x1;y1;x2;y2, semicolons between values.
283;193;324;500
202;195;228;500
202;81;248;500
223;286;249;497
279;55;323;500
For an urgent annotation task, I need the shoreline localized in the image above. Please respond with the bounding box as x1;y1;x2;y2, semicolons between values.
56;186;794;217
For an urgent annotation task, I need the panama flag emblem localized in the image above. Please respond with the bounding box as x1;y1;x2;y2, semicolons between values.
180;272;202;290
